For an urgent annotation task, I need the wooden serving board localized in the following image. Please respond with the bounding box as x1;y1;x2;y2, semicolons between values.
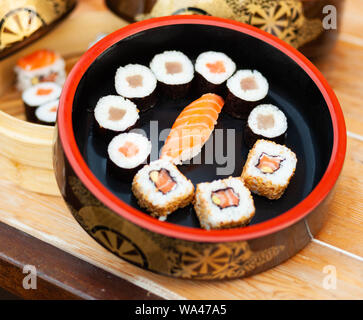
0;0;362;299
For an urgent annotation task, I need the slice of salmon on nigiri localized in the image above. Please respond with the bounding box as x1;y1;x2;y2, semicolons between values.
160;93;224;164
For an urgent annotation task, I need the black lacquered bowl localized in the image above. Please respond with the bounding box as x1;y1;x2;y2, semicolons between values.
54;16;346;279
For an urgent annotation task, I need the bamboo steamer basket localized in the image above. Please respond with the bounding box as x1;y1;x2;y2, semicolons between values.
0;4;126;195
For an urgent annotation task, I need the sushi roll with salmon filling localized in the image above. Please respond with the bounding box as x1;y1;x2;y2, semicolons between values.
242;140;297;200
150;50;194;99
194;177;255;230
15;49;66;91
115;64;157;112
22;82;62;123
132;159;195;219
194;51;236;95
35;99;59;126
94;95;139;140
224;70;269;119
245;104;287;148
107;133;151;182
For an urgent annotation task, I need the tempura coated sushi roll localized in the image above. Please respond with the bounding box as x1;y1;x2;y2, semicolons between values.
132;159;194;219
115;64;157;112
224;70;269;119
150;50;194;99
15;49;66;91
107;133;151;181
245;104;287;148
94;95;139;140
194;51;236;95
242;140;297;200
35;99;59;126
22;82;62;123
194;177;255;230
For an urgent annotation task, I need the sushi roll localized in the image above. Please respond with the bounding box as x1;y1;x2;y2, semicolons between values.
115;64;157;112
224;70;269;119
94;95;139;140
107;132;151;181
35;99;59;126
242;139;297;200
15;49;66;91
194;177;255;230
150;50;194;99
194;51;236;95
132;159;195;219
245;104;287;148
22;82;62;123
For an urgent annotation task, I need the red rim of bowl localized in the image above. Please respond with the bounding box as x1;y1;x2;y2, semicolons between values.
58;15;346;243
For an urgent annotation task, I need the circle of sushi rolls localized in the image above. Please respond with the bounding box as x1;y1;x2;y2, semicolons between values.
107;132;151;181
224;70;269;119
245;104;287;148
132;159;195;219
150;50;194;99
194;177;255;230
94;95;140;140
35;99;59;126
22;82;62;123
241;139;297;200
194;51;236;95
15;49;66;91
115;64;157;112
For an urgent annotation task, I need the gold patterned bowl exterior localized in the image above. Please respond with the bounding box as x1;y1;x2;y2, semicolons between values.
0;0;76;59
106;0;345;58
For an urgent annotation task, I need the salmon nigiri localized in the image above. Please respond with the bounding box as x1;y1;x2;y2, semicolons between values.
161;93;224;164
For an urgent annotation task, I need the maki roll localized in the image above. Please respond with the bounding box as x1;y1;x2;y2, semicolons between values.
224;70;269;119
107;132;151;181
242;139;297;200
132;159;194;219
194;51;236;95
194;177;255;230
22;82;62;123
115;64;157;112
94;95;139;140
15;49;66;91
150;50;194;99
245;104;287;148
35;99;59;126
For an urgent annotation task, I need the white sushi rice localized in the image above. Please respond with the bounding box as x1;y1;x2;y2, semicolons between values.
248;104;287;138
195;177;255;230
108;133;151;169
94;95;139;131
115;64;157;98
15;57;65;91
22;82;62;107
244;140;297;185
133;159;194;206
150;50;194;85
227;69;268;101
195;51;236;84
35;99;59;123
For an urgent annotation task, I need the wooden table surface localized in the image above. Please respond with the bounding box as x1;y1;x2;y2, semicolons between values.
0;0;362;300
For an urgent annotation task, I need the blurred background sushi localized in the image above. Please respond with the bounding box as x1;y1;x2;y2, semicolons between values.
21;81;61;123
15;49;66;91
